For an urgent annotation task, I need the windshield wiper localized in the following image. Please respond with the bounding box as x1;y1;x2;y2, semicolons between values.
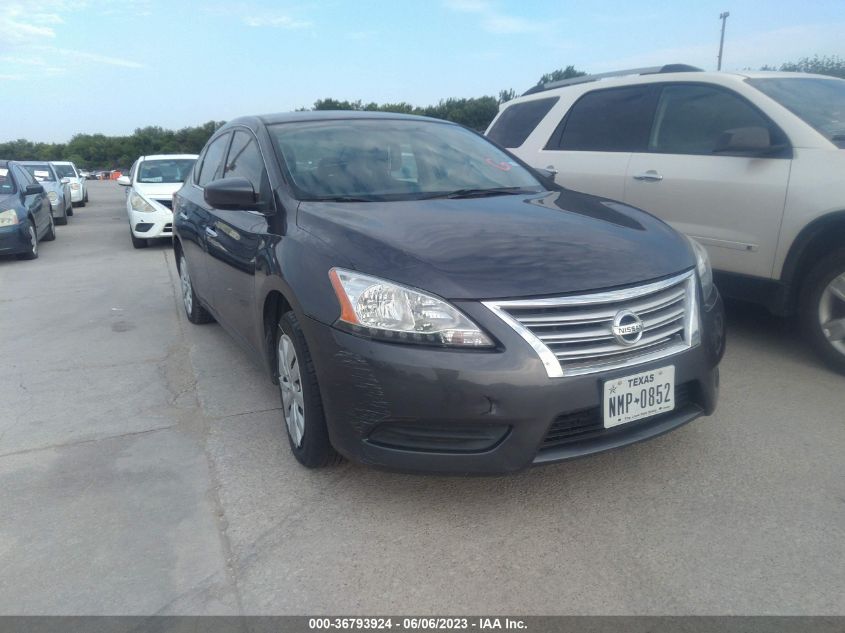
423;187;539;200
307;195;376;202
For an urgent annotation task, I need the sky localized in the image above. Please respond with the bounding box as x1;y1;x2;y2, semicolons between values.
1;0;844;143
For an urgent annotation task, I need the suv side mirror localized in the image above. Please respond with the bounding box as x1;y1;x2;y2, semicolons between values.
204;177;263;211
713;126;777;155
25;183;44;195
116;175;131;186
60;177;71;184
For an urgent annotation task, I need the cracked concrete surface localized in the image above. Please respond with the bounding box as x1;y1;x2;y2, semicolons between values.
0;181;843;615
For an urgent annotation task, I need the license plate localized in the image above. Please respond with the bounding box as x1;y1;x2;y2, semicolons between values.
603;365;675;428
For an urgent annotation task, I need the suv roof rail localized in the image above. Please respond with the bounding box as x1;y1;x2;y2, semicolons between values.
522;63;703;96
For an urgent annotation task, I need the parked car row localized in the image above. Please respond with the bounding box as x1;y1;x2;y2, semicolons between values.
0;160;57;260
486;66;845;372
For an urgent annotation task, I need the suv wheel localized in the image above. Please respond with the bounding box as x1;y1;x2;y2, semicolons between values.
178;254;214;324
801;248;845;373
276;310;342;468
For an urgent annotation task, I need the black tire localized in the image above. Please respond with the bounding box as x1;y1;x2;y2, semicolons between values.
130;229;148;249
42;215;56;241
83;191;89;203
66;203;73;217
276;310;342;468
177;253;214;324
15;220;39;260
800;247;845;373
54;203;68;226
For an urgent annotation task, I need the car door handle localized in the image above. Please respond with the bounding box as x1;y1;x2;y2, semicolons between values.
632;170;663;182
205;226;218;238
178;212;188;220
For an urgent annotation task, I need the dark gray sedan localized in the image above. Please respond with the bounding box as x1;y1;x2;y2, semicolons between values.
0;160;55;260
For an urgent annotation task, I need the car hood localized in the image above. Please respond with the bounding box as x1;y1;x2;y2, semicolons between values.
297;190;694;300
134;182;183;199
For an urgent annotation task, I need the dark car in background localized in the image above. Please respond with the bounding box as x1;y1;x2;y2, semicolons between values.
19;161;72;225
172;111;725;474
0;160;55;260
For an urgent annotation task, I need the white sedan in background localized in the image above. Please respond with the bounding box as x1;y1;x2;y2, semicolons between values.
118;154;197;248
51;161;88;207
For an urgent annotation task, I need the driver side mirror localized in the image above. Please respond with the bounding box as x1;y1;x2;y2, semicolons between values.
204;177;265;211
117;175;131;186
713;126;783;155
25;183;44;196
60;177;70;184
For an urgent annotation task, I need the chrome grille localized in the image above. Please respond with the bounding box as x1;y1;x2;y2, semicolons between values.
483;271;699;377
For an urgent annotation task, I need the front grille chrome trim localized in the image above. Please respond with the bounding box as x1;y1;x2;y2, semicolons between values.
483;270;699;378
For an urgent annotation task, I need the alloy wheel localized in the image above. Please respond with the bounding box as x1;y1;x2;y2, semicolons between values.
818;272;845;356
179;256;193;315
278;333;305;447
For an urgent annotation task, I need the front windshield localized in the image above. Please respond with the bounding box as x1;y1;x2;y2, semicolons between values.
748;77;845;147
269;119;543;201
52;164;77;179
22;164;55;182
0;167;15;194
137;159;196;184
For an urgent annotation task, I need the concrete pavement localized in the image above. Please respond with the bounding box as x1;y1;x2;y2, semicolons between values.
0;181;842;615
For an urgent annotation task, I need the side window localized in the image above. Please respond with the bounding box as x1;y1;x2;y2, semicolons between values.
487;97;559;148
223;130;267;191
197;133;231;187
551;86;655;152
13;165;34;187
129;160;139;182
650;84;780;155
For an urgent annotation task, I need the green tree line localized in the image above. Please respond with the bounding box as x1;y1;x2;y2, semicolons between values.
3;57;841;169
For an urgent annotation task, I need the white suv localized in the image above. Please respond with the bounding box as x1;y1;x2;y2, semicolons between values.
487;65;845;371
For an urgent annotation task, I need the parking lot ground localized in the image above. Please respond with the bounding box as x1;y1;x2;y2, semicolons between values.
1;181;843;615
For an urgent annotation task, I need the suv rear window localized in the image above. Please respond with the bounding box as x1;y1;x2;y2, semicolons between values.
487;97;558;148
550;86;655;152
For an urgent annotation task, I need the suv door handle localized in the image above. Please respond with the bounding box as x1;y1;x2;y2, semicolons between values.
205;226;218;238
632;170;663;182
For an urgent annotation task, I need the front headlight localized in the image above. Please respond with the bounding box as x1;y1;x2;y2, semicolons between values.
688;237;714;298
0;209;19;227
329;268;494;348
70;183;80;191
47;191;58;204
130;192;156;213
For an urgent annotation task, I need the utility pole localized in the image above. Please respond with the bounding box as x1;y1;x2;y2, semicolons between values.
717;11;730;70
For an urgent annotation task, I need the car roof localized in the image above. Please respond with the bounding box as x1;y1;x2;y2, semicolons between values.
18;161;54;166
51;160;75;164
511;69;843;104
138;154;199;161
243;110;452;127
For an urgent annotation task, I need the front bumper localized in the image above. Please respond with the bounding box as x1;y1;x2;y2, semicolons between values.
129;207;173;240
0;224;31;255
302;288;725;474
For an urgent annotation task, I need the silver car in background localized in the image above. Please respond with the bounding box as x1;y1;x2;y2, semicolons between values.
52;161;88;207
19;162;72;225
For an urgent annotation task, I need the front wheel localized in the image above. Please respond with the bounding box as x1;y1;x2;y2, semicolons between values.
42;215;56;241
130;228;147;249
276;311;342;468
178;254;214;324
801;248;845;373
15;220;39;260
